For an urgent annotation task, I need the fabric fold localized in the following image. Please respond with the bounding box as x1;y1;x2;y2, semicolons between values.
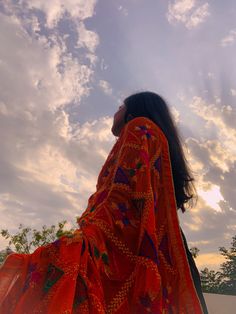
0;117;204;313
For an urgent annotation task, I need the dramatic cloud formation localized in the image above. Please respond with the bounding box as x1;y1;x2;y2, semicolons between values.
0;1;113;236
167;0;210;29
0;0;235;272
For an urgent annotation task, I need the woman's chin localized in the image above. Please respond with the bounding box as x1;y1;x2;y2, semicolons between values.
111;126;120;137
111;129;118;137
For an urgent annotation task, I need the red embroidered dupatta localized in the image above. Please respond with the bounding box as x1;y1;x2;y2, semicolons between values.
0;117;204;313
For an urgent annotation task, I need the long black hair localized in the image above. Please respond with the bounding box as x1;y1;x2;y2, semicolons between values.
123;91;197;213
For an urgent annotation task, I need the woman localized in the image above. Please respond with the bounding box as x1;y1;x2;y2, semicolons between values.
0;91;208;313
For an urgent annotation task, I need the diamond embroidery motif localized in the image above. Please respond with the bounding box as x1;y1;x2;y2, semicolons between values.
139;292;152;308
159;234;173;266
139;230;159;265
136;125;156;139
23;263;41;292
132;198;145;218
43;264;64;293
154;156;161;172
114;166;129;185
73;274;88;308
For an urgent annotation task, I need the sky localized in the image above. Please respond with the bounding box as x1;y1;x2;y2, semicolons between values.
0;0;235;271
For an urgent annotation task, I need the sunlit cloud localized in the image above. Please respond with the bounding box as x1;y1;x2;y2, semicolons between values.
189;96;236;172
221;29;236;47
76;21;99;53
198;184;224;212
195;253;225;271
99;80;113;95
0;0;102;232
27;0;97;28
0;0;235;274
118;5;128;16
231;89;236;96
167;0;210;29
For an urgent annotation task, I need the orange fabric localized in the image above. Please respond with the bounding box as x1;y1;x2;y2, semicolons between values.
0;117;204;313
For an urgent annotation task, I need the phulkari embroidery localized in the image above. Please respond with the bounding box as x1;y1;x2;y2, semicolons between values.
0;117;204;313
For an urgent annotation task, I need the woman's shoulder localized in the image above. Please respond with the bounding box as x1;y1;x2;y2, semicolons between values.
124;116;166;142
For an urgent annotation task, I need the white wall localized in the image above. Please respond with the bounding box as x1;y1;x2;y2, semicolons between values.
204;293;236;314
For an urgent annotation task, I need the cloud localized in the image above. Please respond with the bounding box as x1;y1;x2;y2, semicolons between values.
188;96;236;172
167;0;210;29
176;93;236;270
99;80;113;95
221;29;236;47
231;89;236;96
170;106;181;124
118;5;128;16
0;0;235;274
195;252;225;271
0;2;117;239
186;94;236;212
76;21;99;53
180;196;236;270
26;0;97;29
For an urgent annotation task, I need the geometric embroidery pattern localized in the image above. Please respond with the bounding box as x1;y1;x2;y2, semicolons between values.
159;234;173;266
0;117;204;314
43;264;64;293
23;263;41;292
132;198;145;218
114;167;129;185
139;230;159;265
154;156;161;173
73;274;88;308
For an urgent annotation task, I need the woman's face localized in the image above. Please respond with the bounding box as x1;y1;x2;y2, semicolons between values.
111;103;127;137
